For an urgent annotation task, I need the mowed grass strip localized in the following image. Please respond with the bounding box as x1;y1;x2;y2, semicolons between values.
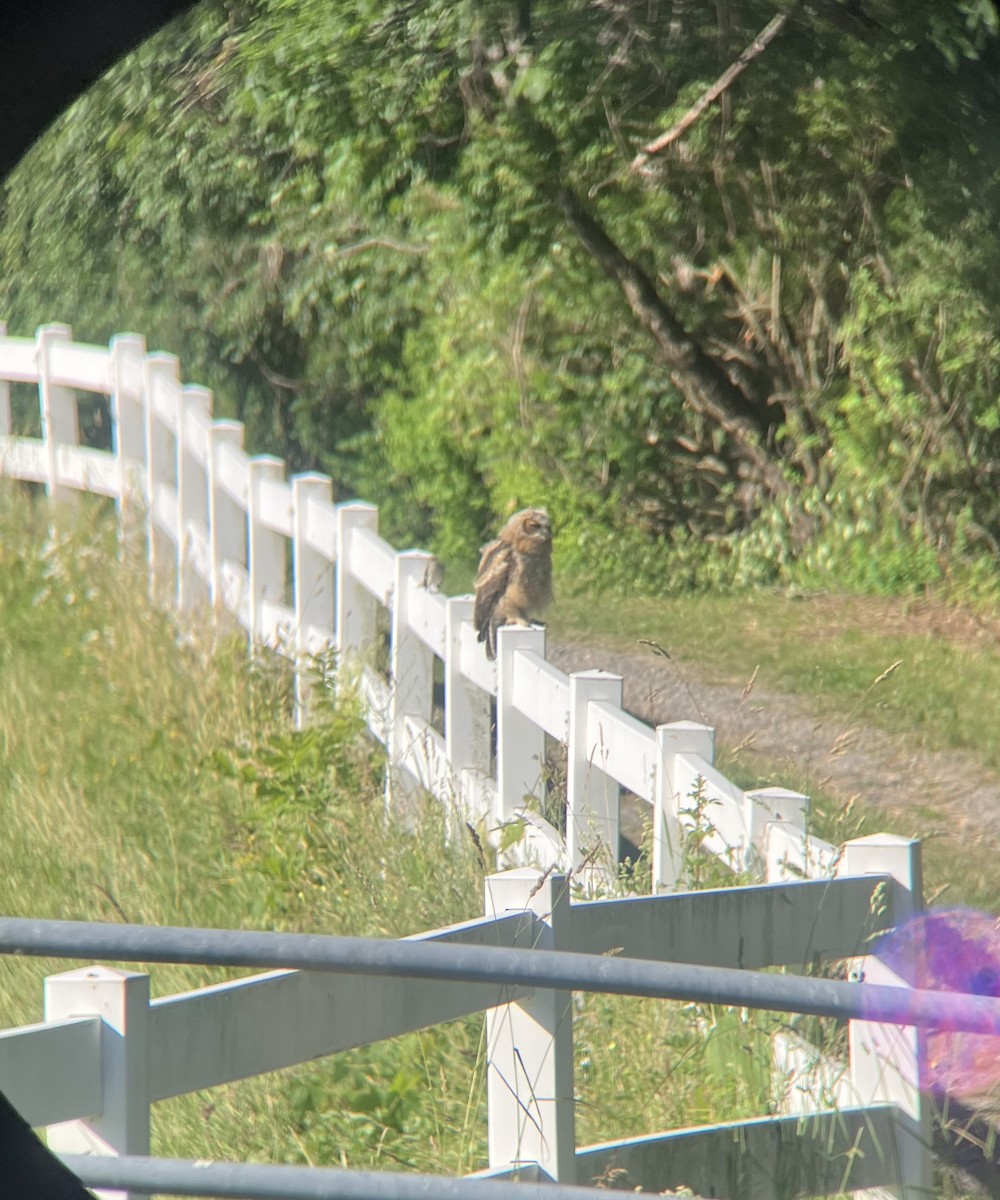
554;590;1000;770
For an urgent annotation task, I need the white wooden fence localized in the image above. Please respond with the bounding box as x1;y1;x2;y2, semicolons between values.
0;323;934;1197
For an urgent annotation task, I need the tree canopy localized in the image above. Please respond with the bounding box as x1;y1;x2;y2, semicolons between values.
4;0;1000;592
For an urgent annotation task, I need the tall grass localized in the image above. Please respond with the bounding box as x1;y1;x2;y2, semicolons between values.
0;486;495;1171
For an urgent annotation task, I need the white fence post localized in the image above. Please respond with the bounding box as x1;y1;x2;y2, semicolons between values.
207;419;246;612
177;385;212;612
485;868;575;1182
37;324;77;502
567;670;623;882
292;472;335;725
842;834;930;1199
143;353;181;599
446;595;492;819
0;321;11;434
744;786;809;874
653;720;715;891
388;549;436;795
246;456;286;650
44;967;150;1200
109;334;147;548
335;502;379;665
496;625;548;826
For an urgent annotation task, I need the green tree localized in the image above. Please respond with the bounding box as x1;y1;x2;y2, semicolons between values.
4;0;1000;592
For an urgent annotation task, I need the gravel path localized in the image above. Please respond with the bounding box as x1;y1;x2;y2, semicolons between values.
549;638;1000;847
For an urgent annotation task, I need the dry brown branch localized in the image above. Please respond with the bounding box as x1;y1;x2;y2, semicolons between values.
323;237;427;260
250;350;302;392
631;5;798;171
556;186;789;497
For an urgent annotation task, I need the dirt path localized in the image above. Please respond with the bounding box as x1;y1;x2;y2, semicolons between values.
549;638;1000;848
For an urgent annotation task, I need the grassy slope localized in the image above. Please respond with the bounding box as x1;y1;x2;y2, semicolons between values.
0;489;729;1177
0;488;484;1170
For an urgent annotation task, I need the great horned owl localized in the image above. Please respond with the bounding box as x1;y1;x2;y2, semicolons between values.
473;508;553;660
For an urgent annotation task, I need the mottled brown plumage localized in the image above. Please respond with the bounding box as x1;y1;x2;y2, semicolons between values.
473;509;553;660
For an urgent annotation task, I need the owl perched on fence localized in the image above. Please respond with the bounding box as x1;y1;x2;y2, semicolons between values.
473;509;553;660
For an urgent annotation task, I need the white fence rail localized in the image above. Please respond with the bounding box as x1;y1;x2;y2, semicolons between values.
0;861;928;1199
0;324;934;1197
0;322;840;892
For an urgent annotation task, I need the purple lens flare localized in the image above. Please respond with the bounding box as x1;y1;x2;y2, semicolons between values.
871;909;1000;1098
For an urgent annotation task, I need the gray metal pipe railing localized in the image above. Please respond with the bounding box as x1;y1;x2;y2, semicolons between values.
61;1153;660;1199
1;915;997;1035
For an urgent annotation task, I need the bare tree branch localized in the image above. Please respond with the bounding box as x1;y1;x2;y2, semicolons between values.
556;186;789;499
323;237;428;260
631;5;799;171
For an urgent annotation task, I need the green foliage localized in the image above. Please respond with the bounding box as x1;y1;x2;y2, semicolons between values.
5;0;1000;593
0;486;285;935
217;691;487;937
676;775;751;890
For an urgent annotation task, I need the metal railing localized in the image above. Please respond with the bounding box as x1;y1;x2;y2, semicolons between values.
0;861;972;1199
3;915;998;1035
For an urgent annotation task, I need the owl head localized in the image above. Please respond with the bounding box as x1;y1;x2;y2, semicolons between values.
506;508;552;549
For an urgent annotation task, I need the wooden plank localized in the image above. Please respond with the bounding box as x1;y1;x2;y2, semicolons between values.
219;558;249;627
55;444;120;497
0;1018;101;1128
765;822;839;882
0;336;39;382
303;620;335;658
149;371;180;433
576;1103;901;1198
147;914;529;1102
350;526;395;604
361;667;390;744
181;400;212;468
186;519;212;586
459;619;496;694
151;481;179;544
405;576;447;658
301;490;337;558
502;810;567;872
586;701;657;801
511;650;569;739
674;751;748;869
256;476;294;538
259;598;295;651
401;715;453;796
563;874;891;967
459;768;497;827
215;439;249;506
0;436;47;482
48;341;112;393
